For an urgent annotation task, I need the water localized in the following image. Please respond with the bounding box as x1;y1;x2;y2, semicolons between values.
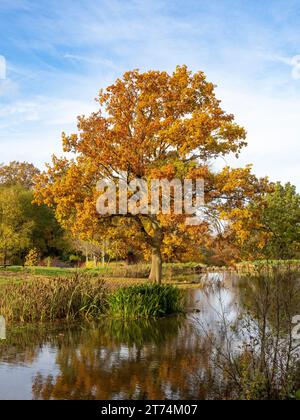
0;272;298;400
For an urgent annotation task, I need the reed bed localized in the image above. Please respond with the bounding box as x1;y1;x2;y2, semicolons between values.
107;283;183;319
0;274;107;322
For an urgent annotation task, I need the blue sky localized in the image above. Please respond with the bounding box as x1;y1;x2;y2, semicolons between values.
0;0;300;187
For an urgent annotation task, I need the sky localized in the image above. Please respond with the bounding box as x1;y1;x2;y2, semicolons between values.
0;0;300;188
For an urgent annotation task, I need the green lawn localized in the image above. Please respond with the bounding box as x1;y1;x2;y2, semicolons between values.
0;263;205;289
0;262;204;279
0;265;146;278
1;265;77;276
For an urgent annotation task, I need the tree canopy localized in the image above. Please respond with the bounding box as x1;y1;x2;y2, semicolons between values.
0;161;40;189
34;66;270;281
0;183;67;266
230;182;300;260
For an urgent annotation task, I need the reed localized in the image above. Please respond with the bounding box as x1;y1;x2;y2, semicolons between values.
0;274;107;322
107;283;183;319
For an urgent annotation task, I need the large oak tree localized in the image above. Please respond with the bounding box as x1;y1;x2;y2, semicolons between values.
34;66;268;282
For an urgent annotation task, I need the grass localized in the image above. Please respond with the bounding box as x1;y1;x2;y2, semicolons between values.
0;264;150;278
0;272;184;322
0;262;202;323
238;259;300;266
1;265;96;277
107;283;183;319
0;262;205;279
0;273;107;322
0;262;207;291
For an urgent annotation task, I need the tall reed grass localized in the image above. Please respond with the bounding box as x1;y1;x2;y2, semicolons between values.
0;274;107;322
107;284;183;319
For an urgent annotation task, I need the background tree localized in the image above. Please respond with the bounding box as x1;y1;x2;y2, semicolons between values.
0;186;34;265
261;182;300;259
25;194;67;258
34;66;268;282
0;161;40;189
0;184;67;265
229;182;300;260
71;238;105;265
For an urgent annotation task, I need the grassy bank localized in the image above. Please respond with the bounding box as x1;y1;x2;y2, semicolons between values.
0;265;148;278
237;259;300;269
0;262;205;279
0;262;208;292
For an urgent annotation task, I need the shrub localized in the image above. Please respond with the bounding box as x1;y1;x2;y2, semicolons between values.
0;274;107;322
45;256;52;267
200;268;300;400
85;259;97;269
24;248;39;267
69;255;81;264
107;283;183;318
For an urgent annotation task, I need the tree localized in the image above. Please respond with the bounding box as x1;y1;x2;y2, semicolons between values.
0;186;34;265
244;183;300;259
34;66;268;282
0;185;67;265
261;183;300;258
71;238;104;264
0;161;40;189
23;194;67;257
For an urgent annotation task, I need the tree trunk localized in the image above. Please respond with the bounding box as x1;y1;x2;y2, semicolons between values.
139;215;163;284
149;247;162;284
101;240;106;266
3;250;7;268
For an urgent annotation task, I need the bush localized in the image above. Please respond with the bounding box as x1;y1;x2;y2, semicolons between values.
0;274;107;322
24;248;39;267
107;283;183;319
45;256;52;267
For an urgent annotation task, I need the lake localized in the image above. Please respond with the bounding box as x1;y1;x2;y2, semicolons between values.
0;272;299;400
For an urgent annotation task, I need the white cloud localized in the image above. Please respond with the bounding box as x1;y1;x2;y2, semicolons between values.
0;96;97;126
0;95;98;168
217;84;300;187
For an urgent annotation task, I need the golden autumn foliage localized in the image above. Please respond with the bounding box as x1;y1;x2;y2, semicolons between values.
34;66;270;281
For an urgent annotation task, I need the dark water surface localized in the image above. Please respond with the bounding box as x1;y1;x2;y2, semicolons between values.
0;272;293;400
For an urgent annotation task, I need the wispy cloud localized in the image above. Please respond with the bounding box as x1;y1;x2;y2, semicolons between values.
263;53;300;79
64;54;119;69
0;0;300;188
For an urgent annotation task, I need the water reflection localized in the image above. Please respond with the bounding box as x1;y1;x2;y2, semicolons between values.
0;271;299;400
33;319;212;400
0;317;212;400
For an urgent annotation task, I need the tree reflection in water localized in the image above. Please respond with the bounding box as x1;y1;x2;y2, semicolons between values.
29;317;215;400
0;281;242;400
1;271;298;400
